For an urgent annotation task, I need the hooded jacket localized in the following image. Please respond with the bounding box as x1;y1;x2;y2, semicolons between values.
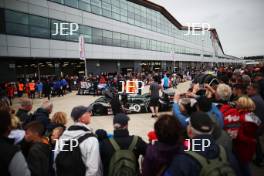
54;123;102;176
33;108;50;130
142;141;184;176
164;135;240;176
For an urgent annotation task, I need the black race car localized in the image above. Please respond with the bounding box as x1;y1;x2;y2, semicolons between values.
90;91;151;116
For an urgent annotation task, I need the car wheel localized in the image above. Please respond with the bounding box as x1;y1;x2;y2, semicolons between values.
133;104;141;112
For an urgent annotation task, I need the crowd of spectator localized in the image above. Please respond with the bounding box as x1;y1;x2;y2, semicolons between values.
0;65;264;176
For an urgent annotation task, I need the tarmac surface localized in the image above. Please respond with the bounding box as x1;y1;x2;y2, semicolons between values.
10;81;264;175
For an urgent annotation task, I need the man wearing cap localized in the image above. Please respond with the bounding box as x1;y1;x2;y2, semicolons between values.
100;113;147;176
164;112;240;176
54;105;102;176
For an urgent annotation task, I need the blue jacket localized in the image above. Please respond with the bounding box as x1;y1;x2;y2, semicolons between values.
172;103;224;128
164;135;241;176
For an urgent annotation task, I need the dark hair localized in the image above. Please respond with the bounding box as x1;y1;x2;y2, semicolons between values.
196;96;212;112
248;83;260;92
24;121;45;136
154;114;183;145
153;76;160;83
0;110;11;136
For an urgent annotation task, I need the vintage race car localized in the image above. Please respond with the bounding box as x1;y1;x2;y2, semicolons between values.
90;88;175;116
90;92;151;116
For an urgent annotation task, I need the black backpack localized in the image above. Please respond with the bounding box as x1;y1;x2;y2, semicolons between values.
55;126;94;176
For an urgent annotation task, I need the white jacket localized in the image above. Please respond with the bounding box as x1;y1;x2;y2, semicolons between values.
54;122;102;176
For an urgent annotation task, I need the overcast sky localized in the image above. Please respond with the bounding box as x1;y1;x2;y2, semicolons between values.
150;0;264;57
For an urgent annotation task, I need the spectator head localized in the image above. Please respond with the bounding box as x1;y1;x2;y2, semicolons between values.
196;96;212;112
247;83;259;96
10;115;22;129
24;121;45;142
187;112;214;139
19;98;33;111
113;113;130;130
153;76;159;83
71;105;93;125
232;84;246;98
216;84;232;102
50;127;64;145
41;100;53;114
95;129;108;141
236;96;255;112
0;98;11;112
242;75;251;85
51;112;67;126
154;114;182;145
0;110;11;137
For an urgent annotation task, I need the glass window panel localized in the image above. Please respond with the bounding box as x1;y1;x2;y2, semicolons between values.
120;9;127;16
91;5;102;14
120;2;127;10
64;0;78;8
29;15;49;28
5;10;28;25
112;5;120;14
111;0;120;7
134;36;140;49
92;28;103;36
103;37;112;45
141;38;147;50
30;26;50;38
102;0;110;3
79;1;91;11
50;0;63;3
102;9;112;17
127;11;134;19
120;34;128;47
127;2;134;12
91;0;101;6
103;30;112;38
113;32;121;46
6;22;28;36
128;35;134;48
66;31;79;41
128;18;134;25
120;15;127;23
102;2;111;10
112;12;120;20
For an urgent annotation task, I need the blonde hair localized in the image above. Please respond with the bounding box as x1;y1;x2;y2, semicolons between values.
51;112;67;125
236;96;256;112
11;115;21;129
216;84;232;101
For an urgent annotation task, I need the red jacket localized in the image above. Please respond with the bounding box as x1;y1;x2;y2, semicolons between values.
220;104;261;162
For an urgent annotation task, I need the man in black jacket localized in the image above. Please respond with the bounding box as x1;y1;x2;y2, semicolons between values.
33;100;53;130
100;113;147;176
0;110;30;176
24;121;51;176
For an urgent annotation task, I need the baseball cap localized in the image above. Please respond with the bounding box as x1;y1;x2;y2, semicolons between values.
190;112;214;133
71;105;93;121
113;113;130;126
